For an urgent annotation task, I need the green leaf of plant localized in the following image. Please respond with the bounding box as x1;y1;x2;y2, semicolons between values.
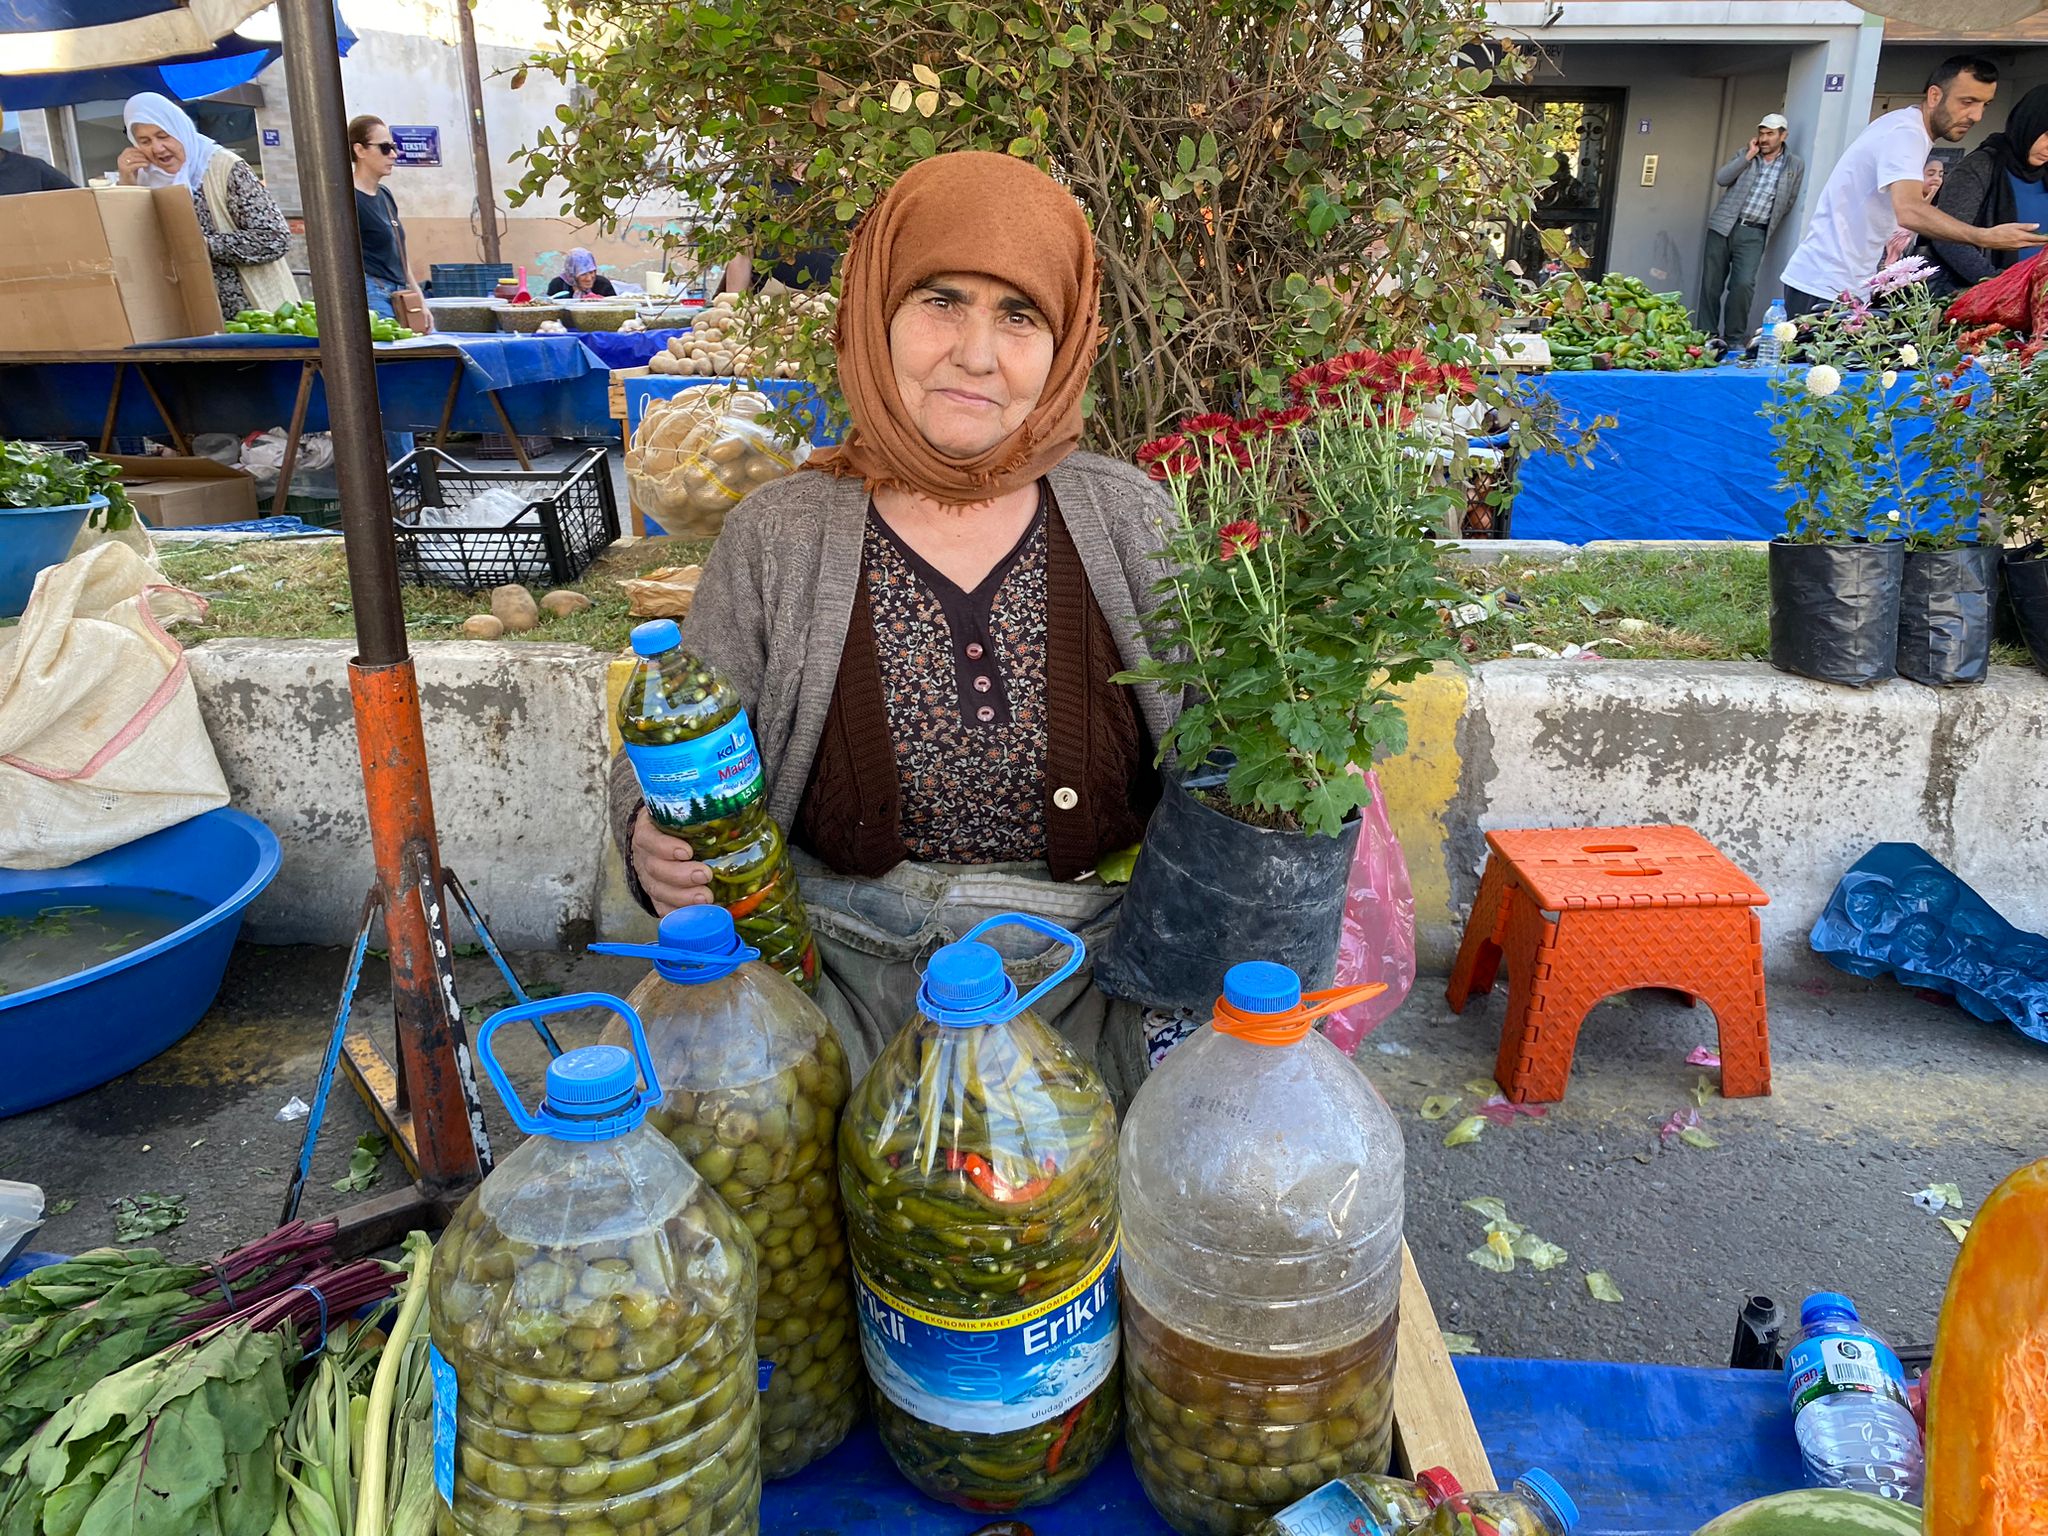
332;1133;390;1194
1443;1116;1486;1148
1585;1271;1624;1303
1176;135;1195;174
109;1195;186;1244
1093;843;1141;885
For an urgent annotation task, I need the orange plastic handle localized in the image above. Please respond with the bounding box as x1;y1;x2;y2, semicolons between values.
1212;982;1388;1046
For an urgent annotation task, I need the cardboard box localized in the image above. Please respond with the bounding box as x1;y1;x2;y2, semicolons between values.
112;456;259;529
0;187;222;353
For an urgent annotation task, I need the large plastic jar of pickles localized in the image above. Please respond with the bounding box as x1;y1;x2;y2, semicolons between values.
427;992;760;1536
1252;1468;1463;1536
1120;960;1406;1536
1422;1471;1578;1536
618;618;817;992
839;914;1122;1512
592;904;860;1478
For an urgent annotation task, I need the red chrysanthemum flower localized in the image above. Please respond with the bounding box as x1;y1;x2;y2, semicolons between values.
1135;433;1189;465
1260;405;1315;431
1182;412;1240;437
1218;519;1262;560
1144;449;1203;481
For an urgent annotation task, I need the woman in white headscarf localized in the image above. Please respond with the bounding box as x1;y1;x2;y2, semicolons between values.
117;93;296;320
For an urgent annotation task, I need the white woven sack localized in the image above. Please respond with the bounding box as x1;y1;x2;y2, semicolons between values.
0;542;229;869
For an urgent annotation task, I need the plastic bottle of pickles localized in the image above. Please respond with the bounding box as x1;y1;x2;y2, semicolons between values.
1421;1471;1579;1536
426;992;760;1536
591;904;860;1479
619;618;817;992
1251;1468;1463;1536
1120;960;1406;1536
839;914;1122;1511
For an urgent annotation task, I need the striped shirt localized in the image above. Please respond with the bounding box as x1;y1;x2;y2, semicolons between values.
1739;153;1788;226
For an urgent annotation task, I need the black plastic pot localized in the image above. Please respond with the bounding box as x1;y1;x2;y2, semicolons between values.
1768;538;1905;687
1896;543;2001;686
2006;544;2048;679
1093;761;1360;1013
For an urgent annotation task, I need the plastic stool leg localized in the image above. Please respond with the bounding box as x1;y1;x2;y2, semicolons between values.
1496;891;1582;1103
1707;911;1772;1098
1447;855;1511;1013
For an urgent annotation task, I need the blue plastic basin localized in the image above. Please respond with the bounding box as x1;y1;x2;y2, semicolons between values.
0;497;103;618
0;809;281;1117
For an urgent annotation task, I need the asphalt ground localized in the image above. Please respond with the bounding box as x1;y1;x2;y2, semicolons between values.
5;944;2042;1369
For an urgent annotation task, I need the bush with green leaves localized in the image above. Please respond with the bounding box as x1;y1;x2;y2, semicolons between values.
0;442;133;529
511;0;1560;453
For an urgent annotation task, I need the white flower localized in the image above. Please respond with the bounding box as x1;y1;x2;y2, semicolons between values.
1882;370;1898;389
1772;321;1797;345
1899;345;1920;367
1804;364;1843;398
1885;510;1901;522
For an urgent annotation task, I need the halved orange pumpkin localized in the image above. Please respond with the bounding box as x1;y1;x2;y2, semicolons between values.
1925;1156;2048;1536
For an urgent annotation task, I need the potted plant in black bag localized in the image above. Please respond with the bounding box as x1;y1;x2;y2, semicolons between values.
1966;327;2048;677
1093;349;1464;1013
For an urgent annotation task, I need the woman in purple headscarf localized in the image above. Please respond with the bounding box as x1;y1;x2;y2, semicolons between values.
547;248;617;299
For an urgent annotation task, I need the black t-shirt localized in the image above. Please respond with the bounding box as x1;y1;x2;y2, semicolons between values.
355;185;410;287
548;273;618;298
0;149;75;196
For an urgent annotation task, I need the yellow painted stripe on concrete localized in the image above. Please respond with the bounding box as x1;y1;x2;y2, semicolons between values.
1374;665;1468;939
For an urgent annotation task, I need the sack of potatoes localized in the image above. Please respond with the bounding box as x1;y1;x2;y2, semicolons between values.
627;386;812;540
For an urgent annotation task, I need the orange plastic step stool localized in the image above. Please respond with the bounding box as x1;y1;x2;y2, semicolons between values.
1446;825;1771;1104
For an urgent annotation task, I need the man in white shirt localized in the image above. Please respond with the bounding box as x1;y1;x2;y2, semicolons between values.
1781;55;2048;315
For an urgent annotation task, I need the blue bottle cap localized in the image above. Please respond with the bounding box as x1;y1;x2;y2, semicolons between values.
919;939;1018;1025
543;1044;646;1123
649;904;759;983
630;618;681;657
1515;1470;1579;1534
1800;1291;1861;1328
1223;960;1302;1015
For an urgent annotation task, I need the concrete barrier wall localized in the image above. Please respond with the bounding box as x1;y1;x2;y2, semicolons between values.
185;640;2048;971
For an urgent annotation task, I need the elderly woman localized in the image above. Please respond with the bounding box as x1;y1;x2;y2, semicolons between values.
548;249;617;299
117;94;295;319
608;151;1174;1075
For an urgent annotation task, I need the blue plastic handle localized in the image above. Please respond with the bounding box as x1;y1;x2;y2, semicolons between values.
955;913;1087;1022
475;991;661;1136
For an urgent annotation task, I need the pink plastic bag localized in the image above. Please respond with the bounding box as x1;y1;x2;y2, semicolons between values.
1323;770;1416;1052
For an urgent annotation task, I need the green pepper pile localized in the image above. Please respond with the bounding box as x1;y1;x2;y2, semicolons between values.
839;1008;1122;1510
1126;1295;1400;1536
619;648;818;993
222;299;416;343
1527;273;1712;372
620;985;862;1479
428;1174;759;1535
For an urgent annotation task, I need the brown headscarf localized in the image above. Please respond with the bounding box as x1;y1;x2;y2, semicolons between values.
809;151;1102;504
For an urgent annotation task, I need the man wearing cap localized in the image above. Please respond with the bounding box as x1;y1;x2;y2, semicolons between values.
1699;114;1804;341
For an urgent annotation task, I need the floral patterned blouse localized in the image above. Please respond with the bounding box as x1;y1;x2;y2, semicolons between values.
190;157;291;317
863;496;1050;864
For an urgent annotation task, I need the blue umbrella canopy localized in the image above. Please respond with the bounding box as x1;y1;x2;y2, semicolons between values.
0;0;353;108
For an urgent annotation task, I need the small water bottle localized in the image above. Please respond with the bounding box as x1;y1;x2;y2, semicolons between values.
1758;298;1787;366
1785;1292;1923;1502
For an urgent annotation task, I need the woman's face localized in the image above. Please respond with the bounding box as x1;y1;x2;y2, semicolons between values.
889;271;1056;461
575;270;598;293
2029;136;2048;170
131;123;184;176
356;126;398;180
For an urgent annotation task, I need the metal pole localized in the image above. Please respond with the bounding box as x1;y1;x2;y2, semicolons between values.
453;0;502;263
276;0;486;1198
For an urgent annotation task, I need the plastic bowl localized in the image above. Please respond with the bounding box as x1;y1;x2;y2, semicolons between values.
0;808;281;1118
0;496;102;618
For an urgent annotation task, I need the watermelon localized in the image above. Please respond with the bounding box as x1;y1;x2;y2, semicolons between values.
1692;1489;1922;1535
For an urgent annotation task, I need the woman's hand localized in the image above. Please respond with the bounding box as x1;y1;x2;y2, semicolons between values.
630;806;715;914
116;148;150;184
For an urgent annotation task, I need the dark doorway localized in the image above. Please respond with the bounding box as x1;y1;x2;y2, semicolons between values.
1497;89;1626;280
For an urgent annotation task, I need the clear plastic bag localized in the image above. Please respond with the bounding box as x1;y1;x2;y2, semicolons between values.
1325;771;1417;1053
629;387;811;539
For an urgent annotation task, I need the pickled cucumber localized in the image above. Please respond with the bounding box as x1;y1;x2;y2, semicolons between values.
1125;1295;1398;1536
840;977;1122;1512
605;946;862;1480
618;620;817;992
428;1117;760;1536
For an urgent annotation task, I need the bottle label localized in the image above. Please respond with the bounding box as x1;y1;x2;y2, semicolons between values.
1265;1482;1397;1536
852;1236;1120;1435
428;1340;458;1508
625;717;764;826
1787;1333;1910;1415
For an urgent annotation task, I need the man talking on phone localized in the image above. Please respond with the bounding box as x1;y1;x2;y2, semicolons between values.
1700;112;1805;342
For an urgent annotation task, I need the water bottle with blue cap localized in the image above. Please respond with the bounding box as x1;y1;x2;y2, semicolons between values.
590;903;859;1479
1120;959;1406;1535
839;912;1122;1510
618;616;817;991
425;992;759;1535
1423;1469;1580;1536
1784;1291;1923;1500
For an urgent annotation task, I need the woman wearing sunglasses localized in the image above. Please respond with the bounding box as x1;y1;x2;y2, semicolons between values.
349;115;431;330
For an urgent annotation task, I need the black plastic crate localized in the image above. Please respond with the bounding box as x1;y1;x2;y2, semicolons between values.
429;262;514;299
389;447;619;591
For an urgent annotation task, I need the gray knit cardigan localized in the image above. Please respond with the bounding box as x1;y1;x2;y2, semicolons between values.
607;451;1183;876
